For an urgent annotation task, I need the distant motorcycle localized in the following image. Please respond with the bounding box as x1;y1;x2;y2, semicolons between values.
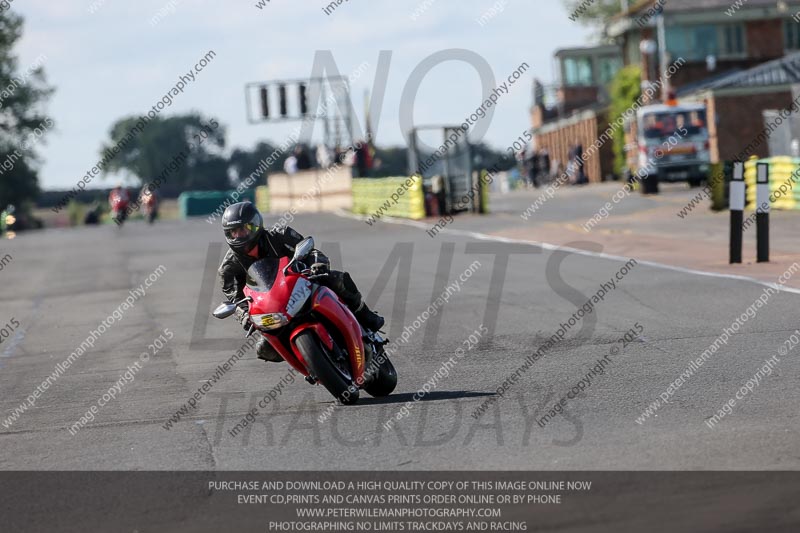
109;188;130;227
213;237;397;404
141;191;158;224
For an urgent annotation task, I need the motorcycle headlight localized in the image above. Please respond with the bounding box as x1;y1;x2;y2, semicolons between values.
252;313;289;331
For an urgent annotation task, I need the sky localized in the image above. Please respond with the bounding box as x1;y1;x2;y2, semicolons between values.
13;0;594;191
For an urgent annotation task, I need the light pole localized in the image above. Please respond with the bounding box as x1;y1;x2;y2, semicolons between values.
640;39;658;101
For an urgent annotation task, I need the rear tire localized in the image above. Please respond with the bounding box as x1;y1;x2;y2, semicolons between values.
294;331;359;405
364;349;397;397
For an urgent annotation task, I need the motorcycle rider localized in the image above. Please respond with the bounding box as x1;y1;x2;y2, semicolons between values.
109;184;130;224
218;202;385;362
109;184;130;206
139;185;158;223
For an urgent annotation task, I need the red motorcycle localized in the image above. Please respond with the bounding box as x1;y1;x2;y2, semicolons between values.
141;190;158;224
109;188;130;226
213;237;397;404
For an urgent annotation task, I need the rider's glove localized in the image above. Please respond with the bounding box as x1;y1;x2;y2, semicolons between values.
309;249;330;276
310;262;329;276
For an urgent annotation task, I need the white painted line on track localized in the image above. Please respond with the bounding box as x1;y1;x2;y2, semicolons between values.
335;210;800;296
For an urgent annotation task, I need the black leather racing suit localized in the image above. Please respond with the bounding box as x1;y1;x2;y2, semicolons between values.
218;225;365;320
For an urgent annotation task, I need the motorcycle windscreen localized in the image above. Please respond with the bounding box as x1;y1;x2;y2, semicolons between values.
245;258;280;292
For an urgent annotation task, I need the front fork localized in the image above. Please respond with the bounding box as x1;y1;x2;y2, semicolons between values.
362;331;389;382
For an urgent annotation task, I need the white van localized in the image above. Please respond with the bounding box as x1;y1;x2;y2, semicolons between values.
633;102;711;186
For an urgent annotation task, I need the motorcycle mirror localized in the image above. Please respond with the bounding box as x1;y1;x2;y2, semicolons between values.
284;237;315;275
212;302;237;319
293;237;315;260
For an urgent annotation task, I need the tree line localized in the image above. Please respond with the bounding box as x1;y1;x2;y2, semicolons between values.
0;8;517;215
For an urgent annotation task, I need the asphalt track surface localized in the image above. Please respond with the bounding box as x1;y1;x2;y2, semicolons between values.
2;205;800;473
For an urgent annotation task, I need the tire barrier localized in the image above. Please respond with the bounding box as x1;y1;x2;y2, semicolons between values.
351;176;426;220
710;161;728;211
255;186;270;214
744;157;800;211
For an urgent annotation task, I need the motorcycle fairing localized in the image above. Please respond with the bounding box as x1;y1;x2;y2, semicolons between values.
242;256;364;383
299;286;366;382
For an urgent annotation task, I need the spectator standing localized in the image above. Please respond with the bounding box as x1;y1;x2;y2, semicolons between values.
316;144;332;168
526;149;539;188
572;140;588;185
295;146;312;170
284;153;298;175
354;141;370;177
539;149;550;184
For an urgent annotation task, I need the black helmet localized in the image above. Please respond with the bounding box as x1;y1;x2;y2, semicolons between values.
221;202;264;253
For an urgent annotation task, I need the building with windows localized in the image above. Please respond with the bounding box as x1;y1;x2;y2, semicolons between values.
607;0;800;94
531;45;623;183
556;45;624;110
609;0;800;162
531;0;800;182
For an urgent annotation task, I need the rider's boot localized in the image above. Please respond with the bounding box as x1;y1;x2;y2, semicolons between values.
354;302;385;332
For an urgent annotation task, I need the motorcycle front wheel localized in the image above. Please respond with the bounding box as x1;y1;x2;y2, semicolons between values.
364;349;397;398
294;331;359;405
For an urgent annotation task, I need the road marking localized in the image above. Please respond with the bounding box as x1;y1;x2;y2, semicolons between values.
335;210;800;296
1;296;44;363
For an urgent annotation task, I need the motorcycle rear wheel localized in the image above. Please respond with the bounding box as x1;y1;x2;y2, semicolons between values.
294;331;359;405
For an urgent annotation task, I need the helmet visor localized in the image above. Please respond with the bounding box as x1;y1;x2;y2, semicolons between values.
224;222;259;243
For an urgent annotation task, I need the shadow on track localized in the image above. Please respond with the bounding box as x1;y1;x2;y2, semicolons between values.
350;390;495;406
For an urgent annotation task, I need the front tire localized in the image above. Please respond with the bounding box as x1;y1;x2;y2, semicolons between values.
294;331;359;405
364;349;397;397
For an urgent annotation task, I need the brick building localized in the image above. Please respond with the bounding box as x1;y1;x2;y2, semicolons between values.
679;52;800;162
532;0;800;180
531;45;622;183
